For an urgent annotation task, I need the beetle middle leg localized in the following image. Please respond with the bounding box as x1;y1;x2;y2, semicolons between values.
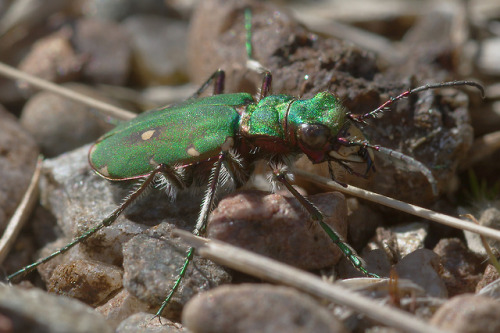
269;163;378;277
155;149;246;317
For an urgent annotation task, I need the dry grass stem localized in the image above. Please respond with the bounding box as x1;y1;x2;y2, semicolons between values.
175;230;447;333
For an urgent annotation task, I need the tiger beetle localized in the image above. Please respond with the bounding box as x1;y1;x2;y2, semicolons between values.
7;8;484;318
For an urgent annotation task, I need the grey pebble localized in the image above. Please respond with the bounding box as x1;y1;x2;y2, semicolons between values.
20;88;112;157
73;19;131;85
464;206;500;256
0;284;113;333
117;312;186;333
0;106;38;231
123;15;189;85
395;248;448;298
123;222;232;321
182;284;347;333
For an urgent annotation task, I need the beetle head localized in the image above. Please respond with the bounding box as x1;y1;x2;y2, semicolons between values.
296;119;375;176
288;92;375;176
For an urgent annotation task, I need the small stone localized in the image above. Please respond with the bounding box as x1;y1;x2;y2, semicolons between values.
464;207;500;256
208;190;347;270
0;106;38;231
182;284;347;333
117;312;184;333
430;294;500;333
477;277;500;300
36;236;85;282
478;38;500;75
20;87;112;157
84;0;170;21
346;198;383;250
122;223;232;321
47;259;123;306
73;19;131;85
17;28;85;94
433;238;483;296
123;15;189;85
83;0;134;21
338;248;391;278
476;264;500;293
0;285;112;333
96;289;154;329
365;222;429;264
391;222;428;258
394;249;448;298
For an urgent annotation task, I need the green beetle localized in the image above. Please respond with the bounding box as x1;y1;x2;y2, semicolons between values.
7;8;484;319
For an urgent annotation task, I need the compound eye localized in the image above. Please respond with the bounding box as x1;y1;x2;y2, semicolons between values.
297;124;330;149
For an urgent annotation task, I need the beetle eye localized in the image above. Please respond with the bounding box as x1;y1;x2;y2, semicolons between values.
297;124;330;149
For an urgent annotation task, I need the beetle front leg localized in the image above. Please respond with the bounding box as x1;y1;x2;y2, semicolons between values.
270;164;378;278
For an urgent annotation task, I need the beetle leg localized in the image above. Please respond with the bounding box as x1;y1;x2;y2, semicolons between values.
243;7;272;101
335;137;376;176
156;151;228;317
329;158;368;179
7;163;172;283
327;161;347;188
221;149;249;189
338;139;438;196
269;164;378;277
189;69;226;99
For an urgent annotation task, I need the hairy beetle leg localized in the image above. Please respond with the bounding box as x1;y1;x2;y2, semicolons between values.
7;163;179;282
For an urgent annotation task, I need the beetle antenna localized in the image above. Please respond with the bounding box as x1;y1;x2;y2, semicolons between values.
349;80;484;123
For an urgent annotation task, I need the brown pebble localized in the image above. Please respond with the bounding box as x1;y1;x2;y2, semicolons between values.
47;259;123;306
208;190;347;270
476;264;500;293
430;294;500;332
433;238;483;296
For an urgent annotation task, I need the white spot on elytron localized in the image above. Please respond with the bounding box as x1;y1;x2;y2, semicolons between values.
149;157;159;167
141;130;155;141
221;137;234;152
187;146;200;157
99;165;110;177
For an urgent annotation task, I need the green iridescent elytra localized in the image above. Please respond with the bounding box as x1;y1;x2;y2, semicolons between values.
89;91;348;180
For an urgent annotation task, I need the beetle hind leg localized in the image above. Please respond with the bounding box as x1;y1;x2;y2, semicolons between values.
7;163;173;283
